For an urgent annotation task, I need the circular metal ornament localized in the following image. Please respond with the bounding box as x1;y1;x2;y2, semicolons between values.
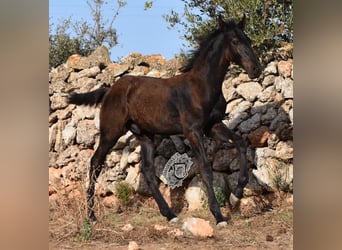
162;152;193;189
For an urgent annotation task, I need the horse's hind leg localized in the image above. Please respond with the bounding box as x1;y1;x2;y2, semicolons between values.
208;122;249;207
138;135;177;222
87;108;127;221
87;134;121;221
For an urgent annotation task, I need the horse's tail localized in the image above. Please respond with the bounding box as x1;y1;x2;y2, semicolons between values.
68;87;109;106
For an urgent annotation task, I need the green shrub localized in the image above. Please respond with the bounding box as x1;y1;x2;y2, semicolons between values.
78;219;92;242
115;181;132;206
214;186;227;207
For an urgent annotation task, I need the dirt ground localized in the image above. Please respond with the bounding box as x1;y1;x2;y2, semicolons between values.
49;192;293;250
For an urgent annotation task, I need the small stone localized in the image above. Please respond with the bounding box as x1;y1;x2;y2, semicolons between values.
239;196;265;217
167;228;184;237
154;224;168;231
182;217;214;237
122;223;134;232
103;195;121;212
128;241;139;250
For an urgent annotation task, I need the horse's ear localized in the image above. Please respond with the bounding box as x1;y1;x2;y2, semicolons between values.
238;14;247;30
218;15;226;30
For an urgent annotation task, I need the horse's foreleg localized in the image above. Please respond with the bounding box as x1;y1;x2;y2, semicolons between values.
208;122;249;207
185;127;227;224
138;135;177;222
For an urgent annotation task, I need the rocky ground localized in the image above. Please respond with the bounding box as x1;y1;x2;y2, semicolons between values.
49;191;293;250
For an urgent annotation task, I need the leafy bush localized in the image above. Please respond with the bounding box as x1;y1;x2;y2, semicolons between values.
49;18;92;68
163;0;293;60
49;0;126;68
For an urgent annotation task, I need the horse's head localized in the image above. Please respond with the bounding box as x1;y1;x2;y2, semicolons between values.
219;15;262;79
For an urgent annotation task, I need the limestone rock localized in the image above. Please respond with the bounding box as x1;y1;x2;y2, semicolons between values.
102;195;121;212
128;241;139;250
236;82;263;102
182;217;214;237
262;75;275;87
68;66;101;82
248;126;271;148
275;141;293;160
50;94;68;110
106;63;130;77
185;176;206;210
274;76;293;99
264;61;278;75
253;148;293;191
76;119;98;146
277;60;293;78
258;86;278;103
50;64;73;82
67;46;111;70
62;122;76;146
125;164;151;195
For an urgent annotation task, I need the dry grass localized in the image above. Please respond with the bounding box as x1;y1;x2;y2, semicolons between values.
49;186;293;249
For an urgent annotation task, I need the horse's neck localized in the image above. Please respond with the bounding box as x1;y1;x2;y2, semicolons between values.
192;44;230;97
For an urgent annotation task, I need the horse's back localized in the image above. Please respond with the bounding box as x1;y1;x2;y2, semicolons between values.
106;75;183;134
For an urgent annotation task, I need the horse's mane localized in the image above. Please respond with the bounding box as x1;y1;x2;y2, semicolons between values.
179;21;237;73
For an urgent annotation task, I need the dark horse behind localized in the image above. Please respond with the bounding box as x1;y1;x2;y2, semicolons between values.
68;15;262;226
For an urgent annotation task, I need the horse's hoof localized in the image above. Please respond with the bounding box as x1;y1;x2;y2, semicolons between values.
169;217;179;223
216;221;228;228
229;193;240;207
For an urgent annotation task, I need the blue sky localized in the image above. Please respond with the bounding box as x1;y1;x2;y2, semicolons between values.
49;0;187;61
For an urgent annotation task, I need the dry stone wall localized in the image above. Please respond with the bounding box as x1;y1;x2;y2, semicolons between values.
49;45;293;212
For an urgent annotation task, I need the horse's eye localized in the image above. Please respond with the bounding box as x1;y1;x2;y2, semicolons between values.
232;40;240;46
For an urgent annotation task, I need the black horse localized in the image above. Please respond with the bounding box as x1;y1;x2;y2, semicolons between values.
68;15;262;226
